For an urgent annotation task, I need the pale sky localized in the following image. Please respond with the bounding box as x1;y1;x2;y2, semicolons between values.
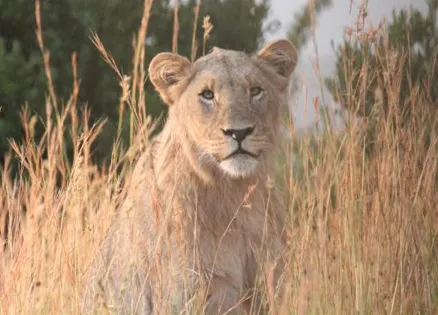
266;0;428;130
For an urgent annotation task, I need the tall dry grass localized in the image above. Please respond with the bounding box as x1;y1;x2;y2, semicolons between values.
1;0;437;314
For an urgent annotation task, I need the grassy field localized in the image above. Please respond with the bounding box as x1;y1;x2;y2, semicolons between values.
1;0;437;314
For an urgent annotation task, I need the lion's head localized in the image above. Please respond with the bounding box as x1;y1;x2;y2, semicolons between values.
149;40;297;180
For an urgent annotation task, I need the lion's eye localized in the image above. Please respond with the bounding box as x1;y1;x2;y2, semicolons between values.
200;89;215;100
250;87;263;97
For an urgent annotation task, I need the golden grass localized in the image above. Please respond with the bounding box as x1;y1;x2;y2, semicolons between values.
0;1;437;314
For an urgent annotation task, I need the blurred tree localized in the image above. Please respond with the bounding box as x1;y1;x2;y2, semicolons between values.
0;0;274;164
286;0;332;98
325;0;438;119
287;0;332;52
0;0;85;162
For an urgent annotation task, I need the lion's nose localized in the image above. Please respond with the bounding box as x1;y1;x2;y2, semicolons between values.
221;126;254;142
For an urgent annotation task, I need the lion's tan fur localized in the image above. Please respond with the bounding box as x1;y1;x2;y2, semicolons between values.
83;40;297;315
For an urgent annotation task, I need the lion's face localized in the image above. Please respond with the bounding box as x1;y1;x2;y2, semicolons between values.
149;40;297;179
177;50;283;178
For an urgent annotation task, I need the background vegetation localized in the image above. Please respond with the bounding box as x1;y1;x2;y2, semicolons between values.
0;0;279;163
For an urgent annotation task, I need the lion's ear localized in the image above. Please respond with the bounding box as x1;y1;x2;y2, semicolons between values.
148;52;192;105
256;39;298;79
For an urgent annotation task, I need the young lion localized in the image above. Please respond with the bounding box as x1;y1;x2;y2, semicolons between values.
83;39;297;314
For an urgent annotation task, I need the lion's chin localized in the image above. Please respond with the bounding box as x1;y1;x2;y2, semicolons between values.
219;154;260;179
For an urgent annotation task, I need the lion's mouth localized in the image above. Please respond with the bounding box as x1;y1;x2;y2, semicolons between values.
224;147;260;160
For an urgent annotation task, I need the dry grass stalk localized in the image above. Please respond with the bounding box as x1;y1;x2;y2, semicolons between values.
202;15;213;56
191;0;202;62
90;33;123;80
89;33;132;142
172;0;180;54
35;0;58;110
130;0;154;145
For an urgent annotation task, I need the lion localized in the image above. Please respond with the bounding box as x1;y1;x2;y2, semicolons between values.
82;39;298;315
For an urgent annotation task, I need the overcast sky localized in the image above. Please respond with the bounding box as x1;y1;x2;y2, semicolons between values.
266;0;428;130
